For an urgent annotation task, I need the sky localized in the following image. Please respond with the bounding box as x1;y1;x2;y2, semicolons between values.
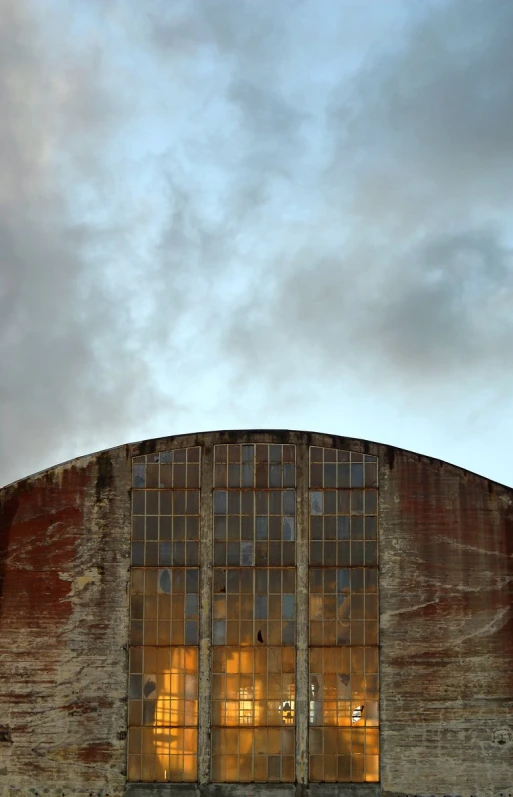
1;0;513;488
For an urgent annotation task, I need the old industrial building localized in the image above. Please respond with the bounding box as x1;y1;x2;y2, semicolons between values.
0;429;511;797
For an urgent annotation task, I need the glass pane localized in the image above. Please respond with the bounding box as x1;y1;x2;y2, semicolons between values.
129;448;201;784
308;446;379;784
211;444;296;782
210;723;295;782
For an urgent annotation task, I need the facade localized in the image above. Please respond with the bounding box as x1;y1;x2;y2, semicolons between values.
0;429;511;797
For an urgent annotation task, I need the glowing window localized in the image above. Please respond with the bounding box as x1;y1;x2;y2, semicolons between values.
308;447;379;783
211;444;296;783
128;447;200;783
128;441;379;786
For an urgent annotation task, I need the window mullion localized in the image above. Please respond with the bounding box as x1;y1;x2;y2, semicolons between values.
295;440;310;786
198;445;214;786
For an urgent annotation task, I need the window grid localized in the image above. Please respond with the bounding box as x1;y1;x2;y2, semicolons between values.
133;446;200;489
213;568;296;647
128;442;379;786
308;447;379;784
212;443;296;783
214;443;295;489
129;447;200;784
131;489;200;567
309;728;379;783
130;567;199;648
127;647;198;782
212;648;295;727
213;488;295;568
212;728;295;782
309;647;379;729
309;568;378;647
309;447;378;490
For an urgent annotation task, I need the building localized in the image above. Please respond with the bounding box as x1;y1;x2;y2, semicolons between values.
0;429;512;797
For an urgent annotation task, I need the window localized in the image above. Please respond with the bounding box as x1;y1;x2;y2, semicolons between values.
128;447;200;782
128;440;379;785
211;444;296;782
308;447;379;783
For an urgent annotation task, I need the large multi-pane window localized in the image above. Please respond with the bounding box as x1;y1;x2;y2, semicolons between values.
309;447;379;783
128;447;201;782
212;444;296;782
128;440;379;785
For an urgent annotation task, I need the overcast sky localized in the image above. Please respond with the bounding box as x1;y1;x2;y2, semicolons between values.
1;0;513;488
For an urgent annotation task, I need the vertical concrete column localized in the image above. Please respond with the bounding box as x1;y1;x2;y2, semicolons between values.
198;443;213;786
295;440;310;789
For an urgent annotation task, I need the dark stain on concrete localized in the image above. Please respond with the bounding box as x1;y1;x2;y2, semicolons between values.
95;452;114;502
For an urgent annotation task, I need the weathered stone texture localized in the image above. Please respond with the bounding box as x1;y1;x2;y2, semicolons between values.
0;431;512;797
379;450;513;797
0;450;132;795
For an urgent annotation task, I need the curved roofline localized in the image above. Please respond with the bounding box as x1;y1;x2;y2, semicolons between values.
1;427;512;492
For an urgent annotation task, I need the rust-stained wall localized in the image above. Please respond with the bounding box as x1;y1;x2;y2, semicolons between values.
0;430;512;797
379;451;513;797
0;450;131;795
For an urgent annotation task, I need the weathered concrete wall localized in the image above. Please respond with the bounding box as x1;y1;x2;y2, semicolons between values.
0;430;512;797
379;449;513;797
0;449;132;795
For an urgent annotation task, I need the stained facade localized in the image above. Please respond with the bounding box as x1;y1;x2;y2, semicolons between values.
0;430;512;797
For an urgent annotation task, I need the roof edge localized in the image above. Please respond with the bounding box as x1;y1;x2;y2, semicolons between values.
1;428;512;493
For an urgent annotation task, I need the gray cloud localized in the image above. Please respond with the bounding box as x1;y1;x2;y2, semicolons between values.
330;0;513;218
2;0;512;486
373;230;512;375
220;0;513;393
0;1;166;486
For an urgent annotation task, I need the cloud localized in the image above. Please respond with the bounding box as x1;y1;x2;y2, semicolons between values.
1;0;512;486
372;230;512;376
220;0;513;394
0;1;166;485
